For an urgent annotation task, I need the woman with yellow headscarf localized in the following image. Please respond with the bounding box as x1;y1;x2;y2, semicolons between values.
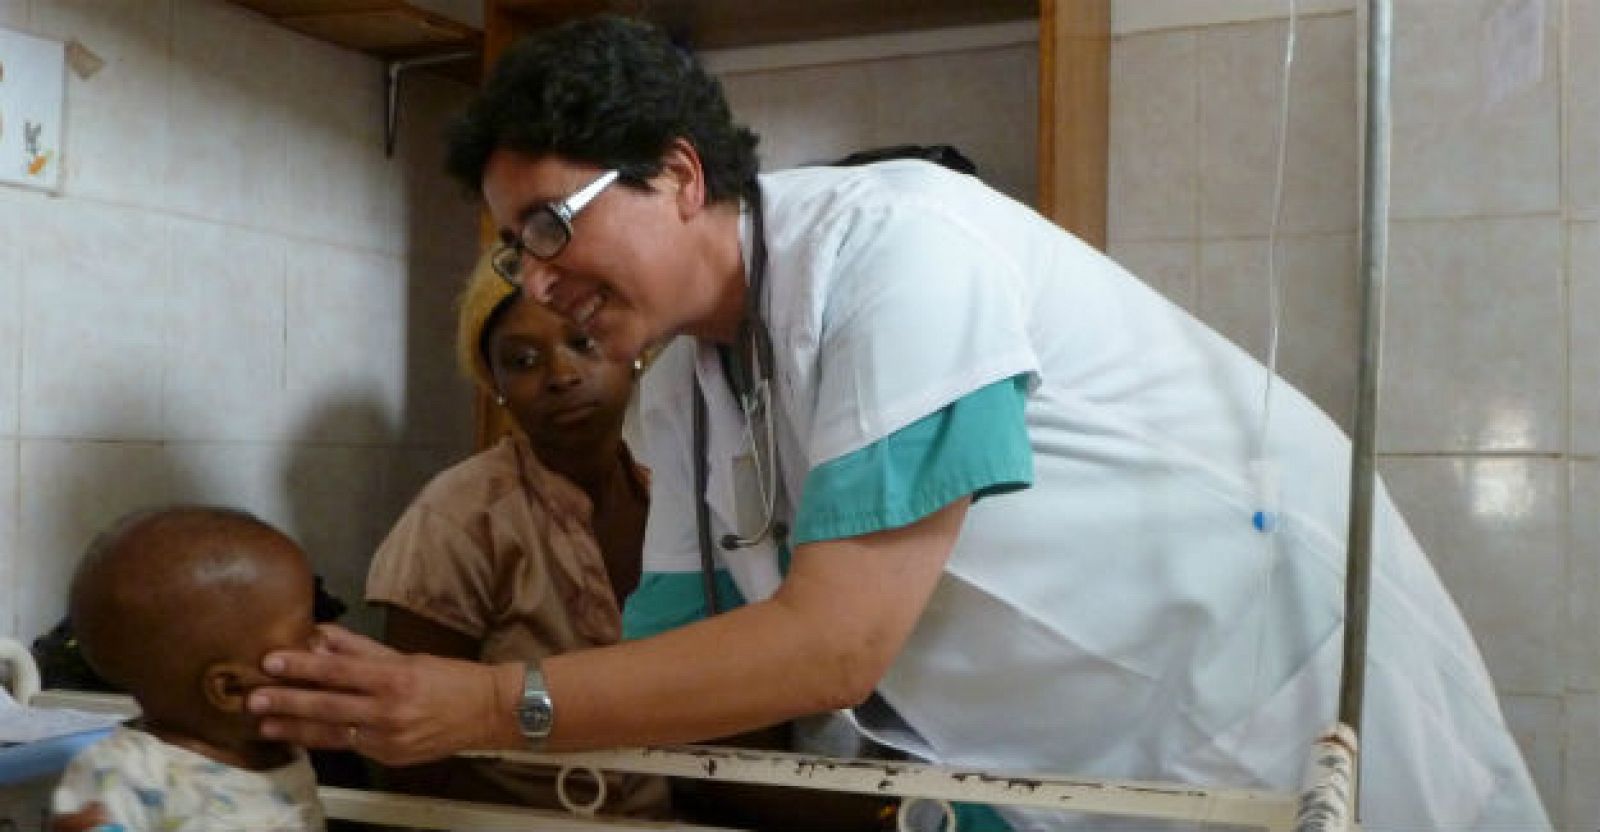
362;253;667;817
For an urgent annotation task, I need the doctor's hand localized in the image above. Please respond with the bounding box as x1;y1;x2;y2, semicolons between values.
247;623;524;766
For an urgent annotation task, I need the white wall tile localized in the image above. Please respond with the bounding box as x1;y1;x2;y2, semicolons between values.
1569;0;1600;219
1380;457;1566;696
0;195;22;436
277;33;403;254
0;440;16;636
164;442;295;533
1502;694;1564;824
1379;218;1564;453
1568;693;1600;832
1108;240;1197;311
1199;15;1357;238
1108;30;1197;241
1198;235;1359;429
284;243;406;444
32;0;172;207
163;218;290;441
1389;0;1561;219
1573;223;1600;455
17;440;173;640
163;0;292;227
20;199;169;440
1572;462;1600;692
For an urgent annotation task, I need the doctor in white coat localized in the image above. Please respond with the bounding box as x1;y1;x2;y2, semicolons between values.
250;15;1551;832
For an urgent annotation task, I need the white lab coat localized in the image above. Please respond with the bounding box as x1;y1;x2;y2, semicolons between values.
636;161;1550;831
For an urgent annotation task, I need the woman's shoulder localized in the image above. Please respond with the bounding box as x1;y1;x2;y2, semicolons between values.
405;435;544;523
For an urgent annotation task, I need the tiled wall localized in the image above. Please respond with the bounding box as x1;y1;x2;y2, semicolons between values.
0;0;480;640
1109;1;1597;828
716;37;1039;206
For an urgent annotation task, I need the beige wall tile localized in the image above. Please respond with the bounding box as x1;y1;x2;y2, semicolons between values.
1570;0;1600;219
0;0;28;28
1572;223;1600;455
1108;240;1197;311
17;440;173;639
724;62;878;172
1379;218;1564;453
1502;694;1563;824
1389;0;1561;219
20;199;169;440
722;43;1038;204
1572;462;1600;692
868;46;1038;204
1198;235;1359;430
1199;14;1357;238
1568;693;1600;832
1380;456;1566;696
1108;30;1197;241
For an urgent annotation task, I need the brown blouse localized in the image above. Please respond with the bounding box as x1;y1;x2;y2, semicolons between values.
366;434;668;817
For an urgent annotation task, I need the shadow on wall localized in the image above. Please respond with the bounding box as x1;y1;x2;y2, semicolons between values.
280;394;398;639
395;67;479;462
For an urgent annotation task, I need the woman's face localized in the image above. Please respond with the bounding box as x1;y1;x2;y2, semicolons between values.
488;293;634;458
482;150;692;363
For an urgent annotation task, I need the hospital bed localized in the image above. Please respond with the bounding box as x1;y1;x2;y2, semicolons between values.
3;634;1352;831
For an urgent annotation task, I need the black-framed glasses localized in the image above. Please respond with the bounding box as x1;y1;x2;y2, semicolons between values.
491;169;620;285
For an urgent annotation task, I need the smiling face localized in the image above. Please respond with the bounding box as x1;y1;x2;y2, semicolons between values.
487;292;634;461
481;144;748;361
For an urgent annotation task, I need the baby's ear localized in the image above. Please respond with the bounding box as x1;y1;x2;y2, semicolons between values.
202;661;265;713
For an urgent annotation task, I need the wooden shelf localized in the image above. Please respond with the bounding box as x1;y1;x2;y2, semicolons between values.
493;0;1037;51
229;0;482;62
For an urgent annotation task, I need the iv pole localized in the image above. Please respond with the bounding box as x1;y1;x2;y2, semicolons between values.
1337;0;1393;821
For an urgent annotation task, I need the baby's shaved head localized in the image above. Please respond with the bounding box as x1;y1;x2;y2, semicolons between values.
70;506;312;706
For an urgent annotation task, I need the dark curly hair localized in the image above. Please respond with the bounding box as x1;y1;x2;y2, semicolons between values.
446;15;760;205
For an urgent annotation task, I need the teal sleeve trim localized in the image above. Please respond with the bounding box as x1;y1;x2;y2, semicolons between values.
621;570;748;640
951;803;1013;830
793;375;1033;545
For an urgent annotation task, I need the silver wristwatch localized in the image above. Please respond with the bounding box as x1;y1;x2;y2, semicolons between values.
515;664;554;747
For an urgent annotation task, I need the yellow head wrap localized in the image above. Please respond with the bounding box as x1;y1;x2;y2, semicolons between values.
456;250;519;394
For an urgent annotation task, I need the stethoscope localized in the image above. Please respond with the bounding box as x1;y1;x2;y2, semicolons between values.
692;182;784;615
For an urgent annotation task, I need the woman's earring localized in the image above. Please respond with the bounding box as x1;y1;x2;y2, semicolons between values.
631;358;644;379
494;394;506;407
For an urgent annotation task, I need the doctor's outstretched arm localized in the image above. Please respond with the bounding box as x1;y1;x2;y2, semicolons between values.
248;497;970;765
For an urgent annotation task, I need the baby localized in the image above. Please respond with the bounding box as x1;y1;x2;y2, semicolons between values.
51;506;326;832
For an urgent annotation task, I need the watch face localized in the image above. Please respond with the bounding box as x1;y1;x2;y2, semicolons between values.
519;700;554;736
519;668;554;739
